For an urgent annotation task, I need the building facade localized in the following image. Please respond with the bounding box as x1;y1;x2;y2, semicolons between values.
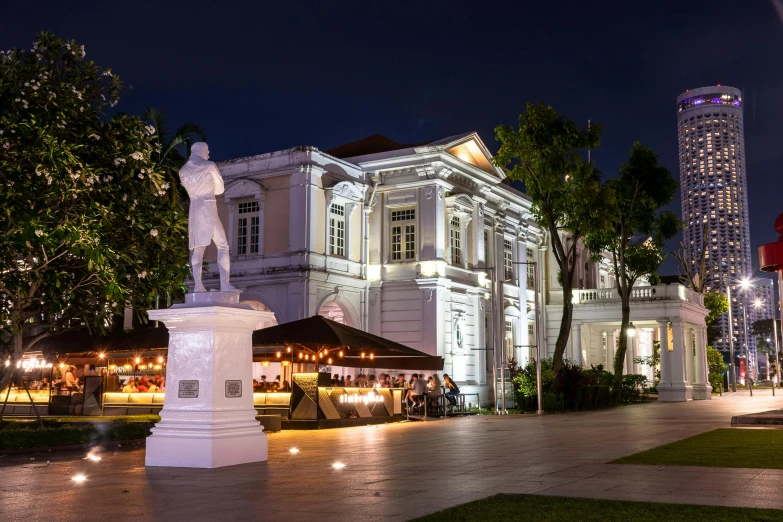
199;132;710;403
676;85;771;379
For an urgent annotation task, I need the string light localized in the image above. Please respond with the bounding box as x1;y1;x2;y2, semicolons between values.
157;357;164;364
338;350;343;358
276;351;282;358
135;357;141;364
98;353;105;360
328;358;332;365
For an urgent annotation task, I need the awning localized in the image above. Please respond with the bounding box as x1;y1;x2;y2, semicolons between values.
252;316;444;371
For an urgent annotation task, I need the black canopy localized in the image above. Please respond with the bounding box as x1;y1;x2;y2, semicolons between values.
252;316;444;371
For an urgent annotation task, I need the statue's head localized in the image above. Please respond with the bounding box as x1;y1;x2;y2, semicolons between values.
190;142;209;160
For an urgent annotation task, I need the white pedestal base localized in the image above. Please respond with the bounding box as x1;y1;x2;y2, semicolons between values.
145;411;267;468
657;384;693;402
145;293;275;469
691;383;713;400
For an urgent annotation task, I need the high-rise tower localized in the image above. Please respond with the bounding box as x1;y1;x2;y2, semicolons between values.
676;85;756;364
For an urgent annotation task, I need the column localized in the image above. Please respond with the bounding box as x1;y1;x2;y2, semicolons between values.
572;322;583;366
420;182;450;261
692;324;712;399
658;319;693;402
472;200;486;267
657;320;671;387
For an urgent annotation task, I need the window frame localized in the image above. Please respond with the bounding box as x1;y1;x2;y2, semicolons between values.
390;208;416;262
236;200;260;256
329;203;346;257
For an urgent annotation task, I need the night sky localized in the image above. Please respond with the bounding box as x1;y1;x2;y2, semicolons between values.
4;0;782;275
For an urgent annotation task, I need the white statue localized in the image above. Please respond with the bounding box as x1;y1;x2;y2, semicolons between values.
179;142;237;293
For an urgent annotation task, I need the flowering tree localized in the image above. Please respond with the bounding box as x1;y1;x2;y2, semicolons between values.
0;33;189;386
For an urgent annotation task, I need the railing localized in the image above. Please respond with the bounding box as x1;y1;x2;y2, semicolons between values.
574;284;704;307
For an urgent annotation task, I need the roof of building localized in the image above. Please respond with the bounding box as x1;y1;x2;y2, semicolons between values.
325;134;426;159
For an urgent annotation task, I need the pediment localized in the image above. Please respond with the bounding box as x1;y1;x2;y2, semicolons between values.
224;179;265;201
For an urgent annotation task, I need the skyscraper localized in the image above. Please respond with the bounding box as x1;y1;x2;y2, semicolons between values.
676;85;758;366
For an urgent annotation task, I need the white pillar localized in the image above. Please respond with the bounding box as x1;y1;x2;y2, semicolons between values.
146;292;273;468
572;322;583;366
658;319;693;402
658;320;671;388
692;324;712;399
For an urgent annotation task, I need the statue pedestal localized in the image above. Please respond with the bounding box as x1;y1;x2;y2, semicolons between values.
145;292;273;468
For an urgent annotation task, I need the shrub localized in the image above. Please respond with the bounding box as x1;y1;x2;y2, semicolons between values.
620;374;649;403
707;345;728;392
0;420;153;451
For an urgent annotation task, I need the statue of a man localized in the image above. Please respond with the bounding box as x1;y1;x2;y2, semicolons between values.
179;142;238;293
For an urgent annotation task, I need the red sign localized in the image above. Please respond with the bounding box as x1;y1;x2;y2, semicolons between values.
739;357;747;385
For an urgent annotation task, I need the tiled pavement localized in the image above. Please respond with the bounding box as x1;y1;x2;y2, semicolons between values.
2;391;783;521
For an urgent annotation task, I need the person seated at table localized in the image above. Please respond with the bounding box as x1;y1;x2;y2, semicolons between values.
406;374;426;408
41;377;51;390
394;375;405;388
368;375;378;388
332;374;340;386
443;373;460;406
427;374;443;396
122;379;138;393
62;365;79;392
382;374;392;388
147;380;159;393
136;378;149;393
279;380;291;392
343;375;352;387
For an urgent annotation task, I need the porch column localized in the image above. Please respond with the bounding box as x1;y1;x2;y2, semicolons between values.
657;320;671;387
692;324;712;399
572;322;583;366
658;319;693;402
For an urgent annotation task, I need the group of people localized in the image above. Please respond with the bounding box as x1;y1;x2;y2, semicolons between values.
253;375;291;392
327;372;461;406
121;374;165;393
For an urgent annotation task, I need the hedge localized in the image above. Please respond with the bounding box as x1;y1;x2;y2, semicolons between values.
0;420;154;451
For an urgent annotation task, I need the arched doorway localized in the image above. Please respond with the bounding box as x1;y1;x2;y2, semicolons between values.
318;300;352;326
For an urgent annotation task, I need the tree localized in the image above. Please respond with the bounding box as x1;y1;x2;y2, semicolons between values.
0;33;189;389
144;107;206;205
703;291;729;346
707;345;728;392
493;103;606;373
671;222;709;292
752;318;781;375
584;143;679;387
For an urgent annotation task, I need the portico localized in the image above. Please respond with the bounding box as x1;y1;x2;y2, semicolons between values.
546;283;711;401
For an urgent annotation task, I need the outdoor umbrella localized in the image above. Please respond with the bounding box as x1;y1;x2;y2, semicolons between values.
252;315;444;371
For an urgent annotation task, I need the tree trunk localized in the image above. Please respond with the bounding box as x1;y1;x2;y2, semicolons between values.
552;282;573;374
614;299;631;388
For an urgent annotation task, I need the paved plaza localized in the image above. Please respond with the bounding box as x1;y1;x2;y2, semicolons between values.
2;392;783;521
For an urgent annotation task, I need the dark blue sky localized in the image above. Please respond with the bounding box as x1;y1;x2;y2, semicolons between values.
4;0;782;275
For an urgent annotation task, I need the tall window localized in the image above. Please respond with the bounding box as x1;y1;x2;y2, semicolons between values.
526;248;535;289
503;239;513;281
391;209;416;261
329;204;345;256
450;215;461;265
504;319;514;361
237;201;260;255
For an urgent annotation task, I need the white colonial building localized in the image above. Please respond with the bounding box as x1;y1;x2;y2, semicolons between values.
198;132;710;404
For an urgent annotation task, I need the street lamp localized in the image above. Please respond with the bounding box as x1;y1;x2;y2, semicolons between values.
725;276;758;393
626;322;636;338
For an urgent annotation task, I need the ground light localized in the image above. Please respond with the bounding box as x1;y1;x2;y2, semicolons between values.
71;474;87;483
289;448;299;454
331;462;345;469
85;453;101;462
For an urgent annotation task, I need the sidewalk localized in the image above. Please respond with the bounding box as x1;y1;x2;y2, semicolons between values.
1;391;781;521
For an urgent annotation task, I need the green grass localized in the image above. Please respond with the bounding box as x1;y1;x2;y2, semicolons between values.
614;428;783;468
0;417;156;451
411;494;783;522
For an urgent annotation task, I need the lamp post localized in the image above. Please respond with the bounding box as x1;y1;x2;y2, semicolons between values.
726;283;737;392
513;261;543;416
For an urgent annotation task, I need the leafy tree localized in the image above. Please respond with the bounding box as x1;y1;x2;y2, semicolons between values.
704;291;729;325
584;143;679;387
144;107;206;204
0;33;189;389
707;345;728;392
752;318;781;378
493;103;606;373
703;290;729;346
